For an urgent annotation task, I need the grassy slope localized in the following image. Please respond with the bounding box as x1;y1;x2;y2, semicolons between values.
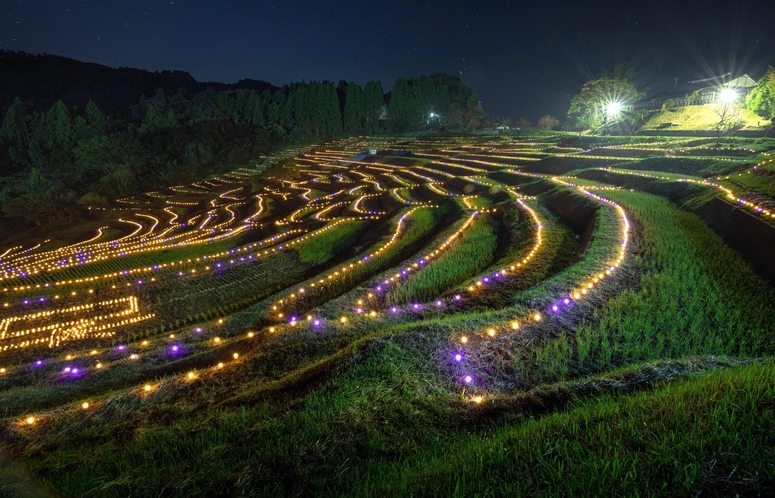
375;359;775;497
4;135;775;498
642;104;765;130
294;220;367;264
521;189;775;384
6;183;774;497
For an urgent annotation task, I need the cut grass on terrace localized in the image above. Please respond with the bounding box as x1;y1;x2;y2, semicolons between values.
389;214;497;304
293;220;367;265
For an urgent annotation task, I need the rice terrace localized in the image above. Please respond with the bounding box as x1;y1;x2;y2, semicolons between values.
2;130;775;496
3;1;775;495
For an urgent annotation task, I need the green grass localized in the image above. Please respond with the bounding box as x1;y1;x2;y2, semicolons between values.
718;169;775;198
3;133;775;498
269;205;450;316
626;157;748;176
372;359;775;497
522;189;775;384
642;104;765;130
293;220;367;265
389;214;498;303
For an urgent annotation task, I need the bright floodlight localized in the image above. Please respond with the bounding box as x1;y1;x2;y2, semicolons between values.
719;88;737;103
606;101;622;117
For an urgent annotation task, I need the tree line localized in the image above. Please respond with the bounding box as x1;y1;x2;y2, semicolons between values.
0;70;492;235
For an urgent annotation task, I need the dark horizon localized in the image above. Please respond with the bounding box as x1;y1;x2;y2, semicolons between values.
3;0;775;123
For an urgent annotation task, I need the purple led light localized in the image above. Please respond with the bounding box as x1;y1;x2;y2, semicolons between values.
552;305;558;312
117;345;125;351
413;303;420;309
63;367;71;373
376;286;382;291
171;345;179;352
484;278;489;283
435;300;443;306
464;375;473;384
563;298;570;304
391;307;398;313
35;360;42;366
454;353;463;362
454;294;461;300
314;320;320;326
71;368;79;374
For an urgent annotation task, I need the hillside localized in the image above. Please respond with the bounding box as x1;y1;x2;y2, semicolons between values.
641;103;767;131
0;51;279;115
2;133;775;496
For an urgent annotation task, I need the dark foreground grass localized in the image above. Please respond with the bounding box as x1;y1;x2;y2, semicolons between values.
7;333;774;497
372;359;775;497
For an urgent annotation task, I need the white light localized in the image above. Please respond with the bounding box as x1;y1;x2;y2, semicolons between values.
719;88;737;103
606;101;622;117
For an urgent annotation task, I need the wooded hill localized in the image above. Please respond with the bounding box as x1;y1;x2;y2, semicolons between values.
0;51;493;236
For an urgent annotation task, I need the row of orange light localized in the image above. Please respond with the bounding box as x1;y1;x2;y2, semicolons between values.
1;296;153;351
601;167;775;220
0;227;307;299
274;207;433;315
454;179;632;403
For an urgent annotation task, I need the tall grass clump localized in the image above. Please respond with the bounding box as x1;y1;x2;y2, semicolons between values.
389;215;497;303
294;220;367;265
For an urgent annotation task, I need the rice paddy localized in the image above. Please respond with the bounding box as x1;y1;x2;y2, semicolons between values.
2;133;775;497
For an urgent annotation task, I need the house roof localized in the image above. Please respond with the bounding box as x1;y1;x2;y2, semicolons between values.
643;73;757;102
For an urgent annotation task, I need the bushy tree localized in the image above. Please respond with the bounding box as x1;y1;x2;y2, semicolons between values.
537;115;560;130
389;77;414;132
745;67;775;120
0;97;30;171
567;63;645;132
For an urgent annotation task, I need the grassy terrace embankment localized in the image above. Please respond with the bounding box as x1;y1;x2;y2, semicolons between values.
2;133;775;497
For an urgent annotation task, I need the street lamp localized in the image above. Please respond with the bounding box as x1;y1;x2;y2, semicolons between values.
719;88;737;104
605;101;623;118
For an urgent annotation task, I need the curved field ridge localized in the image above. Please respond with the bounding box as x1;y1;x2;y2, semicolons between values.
1;133;775;497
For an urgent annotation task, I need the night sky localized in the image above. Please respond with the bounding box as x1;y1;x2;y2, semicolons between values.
3;0;775;122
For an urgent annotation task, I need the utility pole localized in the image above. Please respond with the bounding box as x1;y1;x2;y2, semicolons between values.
673;77;680;88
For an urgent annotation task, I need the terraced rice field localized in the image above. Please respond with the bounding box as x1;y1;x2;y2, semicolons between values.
2;133;775;497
